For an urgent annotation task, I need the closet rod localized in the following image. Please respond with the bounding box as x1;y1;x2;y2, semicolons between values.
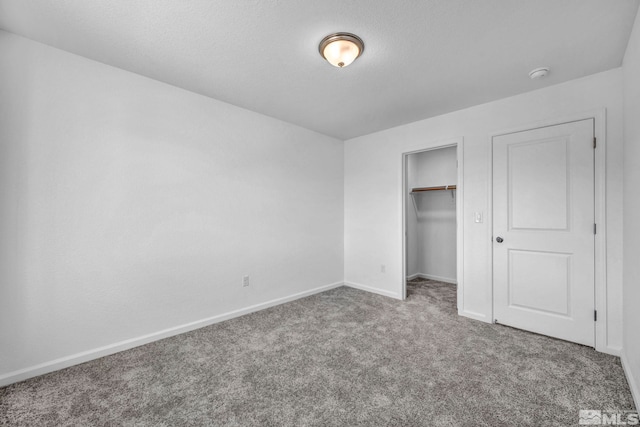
411;185;456;193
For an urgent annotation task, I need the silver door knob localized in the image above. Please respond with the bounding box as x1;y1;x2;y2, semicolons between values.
496;237;504;243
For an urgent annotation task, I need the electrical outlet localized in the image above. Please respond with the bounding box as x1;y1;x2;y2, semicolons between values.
242;275;250;287
381;265;386;273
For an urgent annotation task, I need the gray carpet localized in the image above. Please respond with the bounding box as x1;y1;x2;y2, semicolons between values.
0;279;635;426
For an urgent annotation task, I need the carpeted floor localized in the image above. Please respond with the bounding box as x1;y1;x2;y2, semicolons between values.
0;278;635;426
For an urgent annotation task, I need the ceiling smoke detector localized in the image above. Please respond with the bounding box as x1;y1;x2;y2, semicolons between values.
529;67;550;79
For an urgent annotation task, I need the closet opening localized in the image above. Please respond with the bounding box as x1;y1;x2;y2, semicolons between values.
402;144;461;306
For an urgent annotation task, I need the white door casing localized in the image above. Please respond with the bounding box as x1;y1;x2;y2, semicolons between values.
492;119;595;347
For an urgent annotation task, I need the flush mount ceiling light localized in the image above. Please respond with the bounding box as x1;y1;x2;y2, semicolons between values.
319;32;364;68
529;67;550;79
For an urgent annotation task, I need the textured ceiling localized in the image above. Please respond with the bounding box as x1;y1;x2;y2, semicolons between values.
0;0;638;139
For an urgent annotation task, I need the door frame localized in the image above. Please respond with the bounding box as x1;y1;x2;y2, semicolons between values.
401;137;464;306
489;109;610;354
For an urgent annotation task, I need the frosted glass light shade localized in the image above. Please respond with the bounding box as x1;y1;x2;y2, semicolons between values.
319;33;364;68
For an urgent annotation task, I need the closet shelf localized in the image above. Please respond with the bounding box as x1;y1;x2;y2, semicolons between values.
411;185;456;193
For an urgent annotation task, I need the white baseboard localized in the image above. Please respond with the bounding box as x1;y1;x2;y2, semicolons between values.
344;281;402;300
0;281;344;388
599;345;622;357
458;309;491;323
406;273;457;284
622;352;640;410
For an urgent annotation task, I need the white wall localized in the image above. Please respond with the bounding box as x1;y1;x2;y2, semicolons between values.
407;147;457;282
414;147;458;189
0;31;344;384
622;7;640;408
344;68;624;354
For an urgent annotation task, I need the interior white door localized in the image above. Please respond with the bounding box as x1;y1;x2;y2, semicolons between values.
492;119;595;346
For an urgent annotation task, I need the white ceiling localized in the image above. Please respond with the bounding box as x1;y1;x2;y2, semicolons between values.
0;0;638;140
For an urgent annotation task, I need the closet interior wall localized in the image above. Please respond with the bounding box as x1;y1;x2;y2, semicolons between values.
406;146;457;283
